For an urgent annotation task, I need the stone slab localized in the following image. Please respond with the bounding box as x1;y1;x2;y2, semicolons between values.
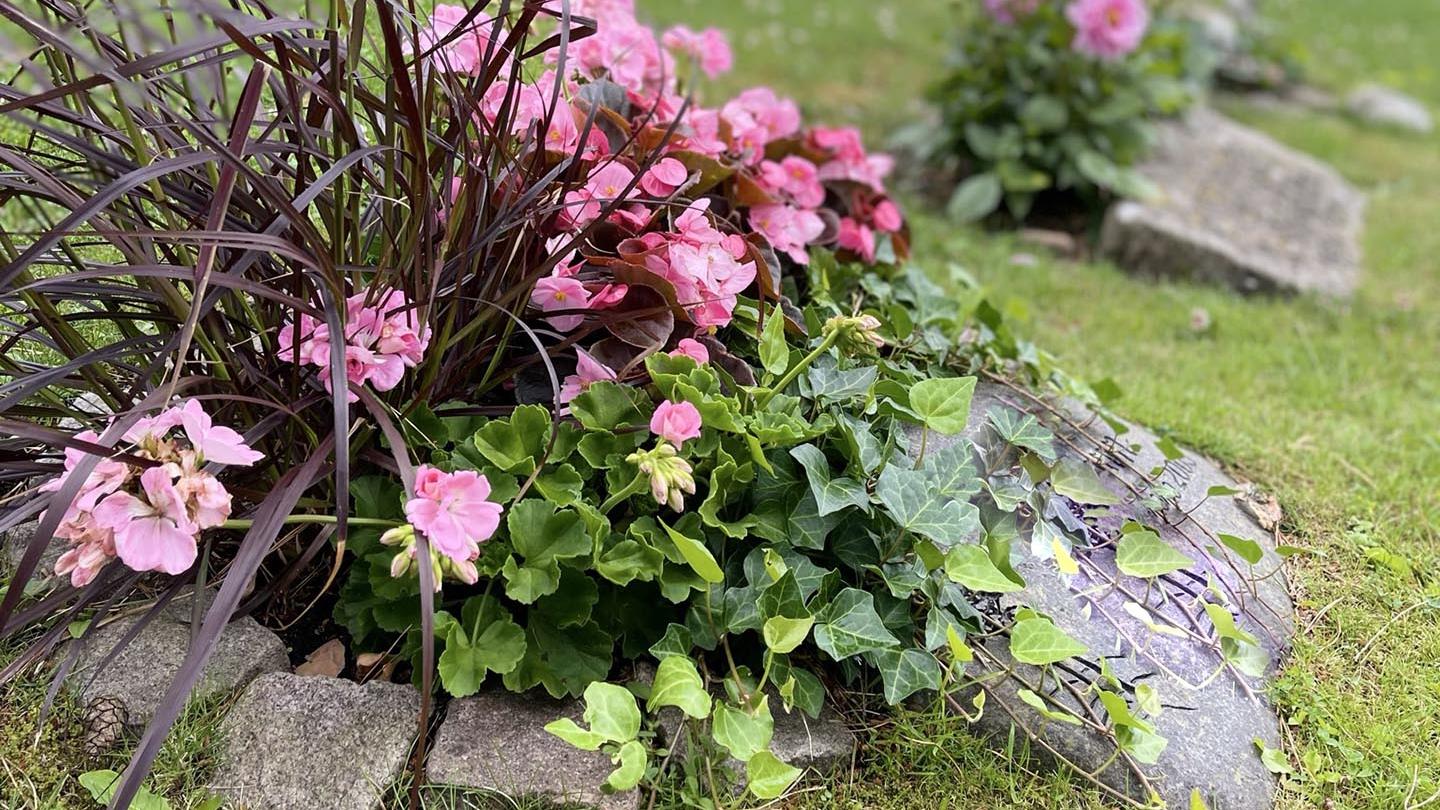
67;600;289;730
427;691;639;810
210;672;420;810
1100;108;1365;297
1346;84;1434;134
931;382;1293;810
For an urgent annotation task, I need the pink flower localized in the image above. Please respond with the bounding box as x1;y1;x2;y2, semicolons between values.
93;466;199;576
640;157;690;197
178;399;263;467
649;400;702;447
1066;0;1149;60
662;25;733;78
53;517;115;588
277;287;430;400
669;339;710;365
175;468;232;529
403;465;503;564
563;162;637;229
757;157;825;208
531;275;592;332
813;126;894;194
721;88;801;163
837;217;877;264
985;0;1040;23
417;5;503;76
749;204;825;265
560;347;619;403
872;198;904;233
40;430;130;522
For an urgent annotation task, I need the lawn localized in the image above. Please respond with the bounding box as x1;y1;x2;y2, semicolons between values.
3;1;1438;808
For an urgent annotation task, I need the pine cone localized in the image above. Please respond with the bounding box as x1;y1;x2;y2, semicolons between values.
83;696;129;757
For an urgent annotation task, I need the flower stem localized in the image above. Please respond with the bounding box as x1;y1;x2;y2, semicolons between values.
599;473;648;513
757;330;841;408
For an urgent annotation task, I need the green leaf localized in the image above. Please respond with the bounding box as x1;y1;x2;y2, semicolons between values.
1017;688;1082;725
1191;788;1211;810
987;409;1057;462
471;405;553;474
947;173;1003;223
868;648;943;704
1115;530;1194;578
1255;739;1294;774
607;740;647;791
534;464;585;505
1049;458;1120;505
544;717;607;751
876;464;980;547
438;614;527;697
1019;94;1069;133
809;361;878;405
712;698;774;761
1009;617;1087;666
759;304;789;377
660;521;723;583
812;588;900;660
78;770;170;810
508;500;593;562
789;444;869;516
583;681;641;743
909;377;977;435
945;545;1024;592
746;751;802;800
1218;533;1264;566
570;381;646;430
763;616;815;655
649;623;693;660
647;656;712;720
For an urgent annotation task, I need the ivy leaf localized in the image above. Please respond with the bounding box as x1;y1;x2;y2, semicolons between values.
647;656;712;719
809;360;878;405
790;444;869;516
1050;459;1120;505
909;377;977;434
987;409;1057;462
746;751;802;800
812;588;900;660
868;648;943;704
1217;533;1264;566
945;545;1024;592
787;489;841;551
78;770;170;810
712;698;774;761
543;717;607;751
759;304;789;376
1254;739;1293;774
1016;688;1082;725
1009;616;1088;665
607;740;647;791
583;681;641;743
876;464;980;547
763;616;815;655
660;521;724;583
649;623;693;660
1115;530;1194;578
920;442;982;501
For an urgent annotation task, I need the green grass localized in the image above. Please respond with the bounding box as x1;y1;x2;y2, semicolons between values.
4;1;1439;808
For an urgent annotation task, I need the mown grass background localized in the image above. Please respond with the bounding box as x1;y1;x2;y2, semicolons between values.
4;0;1439;808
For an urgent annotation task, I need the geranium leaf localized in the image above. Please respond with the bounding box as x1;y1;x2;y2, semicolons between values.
570;381;647;431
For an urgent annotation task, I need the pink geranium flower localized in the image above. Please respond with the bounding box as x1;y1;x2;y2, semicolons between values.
662;25;733;78
403;465;503;564
278;288;430;401
93;466;199;576
872;198;904;233
669;338;710;365
560;347;619;403
749;203;825;265
178;399;264;466
1066;0;1149;60
649;400;703;447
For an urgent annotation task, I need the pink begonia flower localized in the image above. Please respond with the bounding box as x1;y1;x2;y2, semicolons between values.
547;0;636;26
749;204;825;265
985;0;1040;23
560;347;618;403
417;5;503;76
662;25;734;78
557;15;672;96
93;466;199;576
664;240;757;328
812;126;895;194
872;198;904;233
178;399;263;466
721;88;801;163
403;465;503;565
757;157;825;208
649;400;703;447
563;162;637;229
837;217;877;264
669;339;710;364
531;275;592;332
640;157;690;197
1066;0;1149;60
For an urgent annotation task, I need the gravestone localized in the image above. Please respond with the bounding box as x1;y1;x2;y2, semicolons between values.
933;381;1293;810
1100;108;1365;297
210;673;420;810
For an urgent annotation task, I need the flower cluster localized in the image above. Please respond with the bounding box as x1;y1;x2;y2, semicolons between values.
40;400;263;586
277;289;430;402
419;0;905;402
986;0;1150;60
384;465;505;589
